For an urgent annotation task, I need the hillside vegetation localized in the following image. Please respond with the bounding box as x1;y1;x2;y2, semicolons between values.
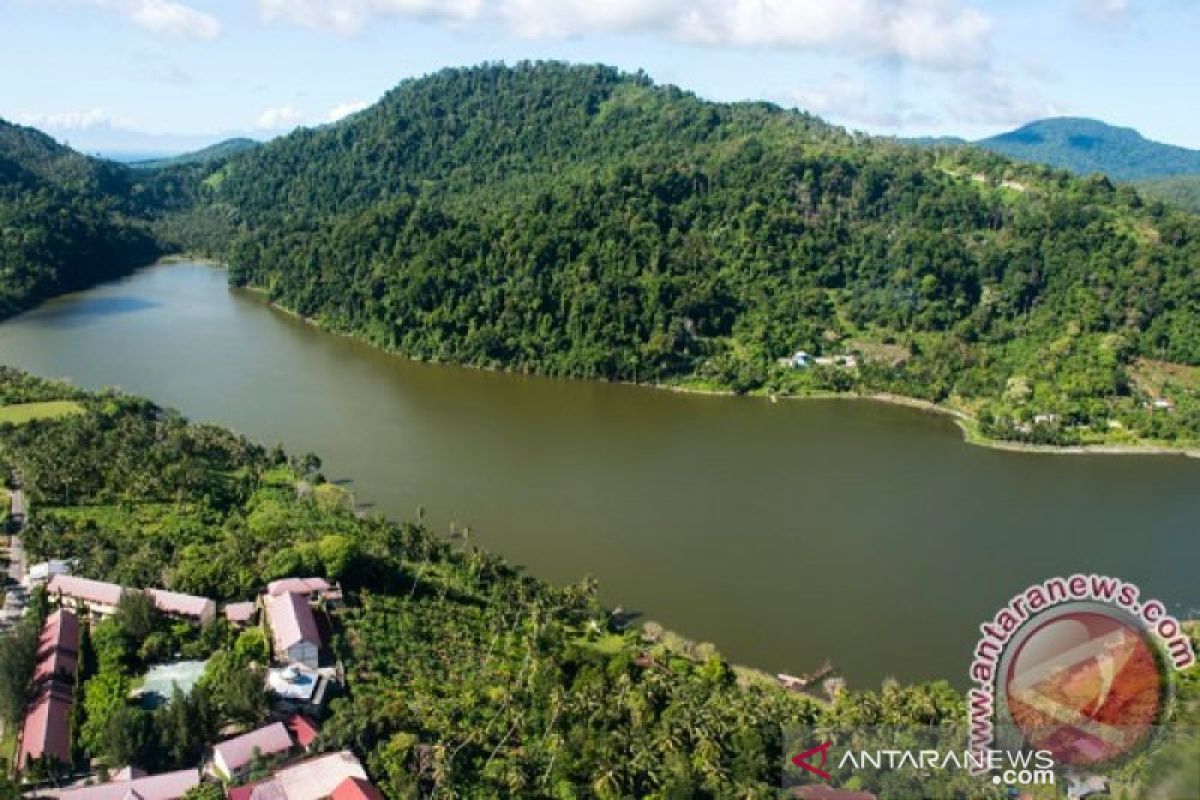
0;120;163;318
178;63;1200;448
1136;174;1200;214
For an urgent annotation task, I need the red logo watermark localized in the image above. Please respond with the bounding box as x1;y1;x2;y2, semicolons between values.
791;741;833;780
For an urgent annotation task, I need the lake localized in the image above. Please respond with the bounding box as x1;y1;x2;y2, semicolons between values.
1;261;1197;687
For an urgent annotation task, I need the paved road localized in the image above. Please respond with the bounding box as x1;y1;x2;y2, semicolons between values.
7;487;26;583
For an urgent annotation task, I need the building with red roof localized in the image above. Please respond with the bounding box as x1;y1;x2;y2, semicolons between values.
211;721;294;780
19;683;74;769
47;574;124;616
19;610;81;771
32;609;79;687
330;776;386;800
285;713;321;750
144;588;217;625
31;767;200;799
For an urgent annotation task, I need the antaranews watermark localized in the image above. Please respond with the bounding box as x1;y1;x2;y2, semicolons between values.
969;574;1195;771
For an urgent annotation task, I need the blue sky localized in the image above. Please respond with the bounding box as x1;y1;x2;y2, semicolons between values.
2;0;1197;154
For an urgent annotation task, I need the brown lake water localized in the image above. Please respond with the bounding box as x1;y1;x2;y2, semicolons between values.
1;261;1197;687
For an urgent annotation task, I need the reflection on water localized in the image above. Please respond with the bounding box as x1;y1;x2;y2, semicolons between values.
0;262;1197;687
29;295;161;327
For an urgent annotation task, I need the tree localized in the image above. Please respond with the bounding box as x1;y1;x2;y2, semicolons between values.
116;590;162;643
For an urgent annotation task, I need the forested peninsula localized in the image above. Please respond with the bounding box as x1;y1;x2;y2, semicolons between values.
4;62;1200;450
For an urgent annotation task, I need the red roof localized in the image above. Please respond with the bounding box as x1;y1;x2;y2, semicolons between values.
19;684;74;768
286;713;321;748
32;609;79;685
144;588;216;620
331;777;386;800
47;574;124;607
212;722;293;774
225;783;262;800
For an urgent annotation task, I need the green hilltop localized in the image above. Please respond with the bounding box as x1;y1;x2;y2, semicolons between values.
976;117;1200;182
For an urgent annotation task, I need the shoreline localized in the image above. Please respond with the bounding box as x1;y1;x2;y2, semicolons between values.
191;259;1200;461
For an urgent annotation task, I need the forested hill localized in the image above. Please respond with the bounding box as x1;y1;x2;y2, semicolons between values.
128;137;260;170
0;119;162;317
976;118;1200;182
182;62;1200;448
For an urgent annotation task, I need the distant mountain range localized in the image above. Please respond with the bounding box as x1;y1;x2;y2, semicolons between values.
907;117;1200;212
126;138;260;169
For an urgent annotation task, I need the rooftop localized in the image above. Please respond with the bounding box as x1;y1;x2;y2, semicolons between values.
213;722;293;773
19;684;74;768
285;714;321;749
32;609;79;685
31;768;200;800
144;588;215;619
265;591;320;652
229;751;368;800
331;777;386;800
223;601;257;624
267;577;331;597
47;573;124;607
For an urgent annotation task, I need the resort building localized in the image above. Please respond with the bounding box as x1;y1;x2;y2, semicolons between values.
265;591;321;669
211;721;294;780
145;587;218;625
19;610;80;771
46;574;124;617
29;767;201;799
223;601;258;627
225;751;372;800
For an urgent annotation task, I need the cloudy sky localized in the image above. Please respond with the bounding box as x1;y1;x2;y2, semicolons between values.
2;0;1197;154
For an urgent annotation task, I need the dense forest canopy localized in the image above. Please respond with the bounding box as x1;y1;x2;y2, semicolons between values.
0;120;164;318
3;62;1200;447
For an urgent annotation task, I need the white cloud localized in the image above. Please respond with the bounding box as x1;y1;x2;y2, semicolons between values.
784;75;934;129
327;100;370;122
947;69;1062;127
256;105;306;130
14;108;117;130
257;0;483;35
256;0;993;70
78;0;222;39
1077;0;1130;20
254;100;373;130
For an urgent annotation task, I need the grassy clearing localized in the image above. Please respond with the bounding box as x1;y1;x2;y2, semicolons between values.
0;400;85;425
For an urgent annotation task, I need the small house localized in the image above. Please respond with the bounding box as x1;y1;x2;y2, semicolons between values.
211;721;294;780
265;591;321;669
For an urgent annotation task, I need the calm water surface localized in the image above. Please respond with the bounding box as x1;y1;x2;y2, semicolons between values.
1;262;1197;687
